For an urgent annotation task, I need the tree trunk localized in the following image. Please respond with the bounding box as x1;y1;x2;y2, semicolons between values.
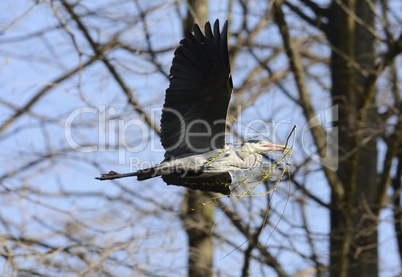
329;0;378;276
180;1;213;277
181;190;214;277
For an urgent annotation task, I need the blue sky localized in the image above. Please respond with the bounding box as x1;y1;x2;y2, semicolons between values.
1;0;401;276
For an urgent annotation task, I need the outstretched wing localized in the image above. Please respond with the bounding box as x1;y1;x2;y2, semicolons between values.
160;20;233;160
162;172;232;195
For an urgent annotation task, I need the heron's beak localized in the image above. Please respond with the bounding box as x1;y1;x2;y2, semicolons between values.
264;142;288;152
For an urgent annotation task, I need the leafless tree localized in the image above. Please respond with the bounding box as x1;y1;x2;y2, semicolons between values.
1;0;401;276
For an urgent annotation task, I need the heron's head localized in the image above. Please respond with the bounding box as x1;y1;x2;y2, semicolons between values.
241;140;286;153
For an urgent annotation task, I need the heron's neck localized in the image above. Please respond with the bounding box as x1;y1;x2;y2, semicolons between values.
236;145;262;166
239;143;258;154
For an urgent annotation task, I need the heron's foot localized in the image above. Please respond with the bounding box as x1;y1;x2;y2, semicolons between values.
95;170;119;180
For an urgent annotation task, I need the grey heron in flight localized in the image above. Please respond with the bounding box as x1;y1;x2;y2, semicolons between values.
97;20;287;195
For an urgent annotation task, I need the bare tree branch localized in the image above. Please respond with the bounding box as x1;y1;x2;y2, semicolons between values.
0;56;98;134
272;0;344;201
60;0;161;135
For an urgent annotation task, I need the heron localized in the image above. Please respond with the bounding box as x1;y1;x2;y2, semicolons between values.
97;20;287;195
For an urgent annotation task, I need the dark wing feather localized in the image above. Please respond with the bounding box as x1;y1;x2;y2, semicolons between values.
161;20;233;159
162;172;232;195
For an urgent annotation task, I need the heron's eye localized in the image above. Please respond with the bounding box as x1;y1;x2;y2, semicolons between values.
258;141;263;145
